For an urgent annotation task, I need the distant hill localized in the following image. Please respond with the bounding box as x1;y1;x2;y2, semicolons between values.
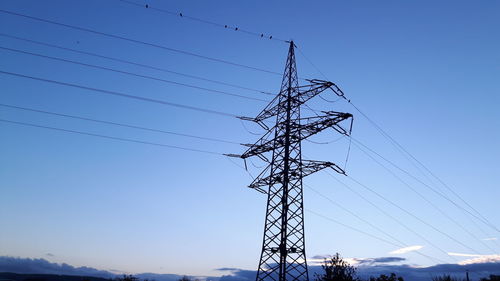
0;272;111;281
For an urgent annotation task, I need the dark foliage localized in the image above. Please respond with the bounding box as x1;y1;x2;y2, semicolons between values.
369;273;404;281
315;253;359;281
0;272;111;281
115;275;139;281
431;274;465;281
481;275;500;281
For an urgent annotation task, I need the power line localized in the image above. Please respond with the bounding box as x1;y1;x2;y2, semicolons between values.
350;137;499;253
306;209;449;265
228;160;444;261
117;0;288;43
7;80;451;265
1;114;429;261
0;103;240;145
350;102;500;234
0;45;268;102
0;70;238;117
295;46;330;82
294;47;497;258
343;102;500;243
0;118;223;155
304;183;446;264
305;209;413;249
0;33;275;96
295;43;499;240
0;114;456;268
231;154;448;264
325;171;458;263
239;119;262;136
289;67;492;256
326;105;499;250
0;9;284;76
344;174;485;255
339;96;500;235
304;135;344;145
305;184;407;246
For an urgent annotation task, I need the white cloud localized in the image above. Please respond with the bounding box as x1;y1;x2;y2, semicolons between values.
447;252;500;265
482;237;498;241
447;252;482;257
459;255;500;265
389;245;423;254
306;256;358;266
307;256;405;266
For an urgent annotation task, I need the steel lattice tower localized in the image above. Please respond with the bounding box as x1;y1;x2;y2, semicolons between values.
228;41;353;281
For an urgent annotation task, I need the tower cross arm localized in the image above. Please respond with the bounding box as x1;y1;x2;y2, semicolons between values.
247;160;345;193
246;79;343;124
239;111;353;159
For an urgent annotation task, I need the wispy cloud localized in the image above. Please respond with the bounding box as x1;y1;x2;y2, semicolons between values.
459;255;500;265
307;255;358;266
354;257;406;266
0;256;115;278
216;268;241;272
448;253;500;265
307;255;405;266
389;245;423;254
448;252;482;257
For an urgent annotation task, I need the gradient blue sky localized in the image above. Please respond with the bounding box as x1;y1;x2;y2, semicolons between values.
1;0;499;277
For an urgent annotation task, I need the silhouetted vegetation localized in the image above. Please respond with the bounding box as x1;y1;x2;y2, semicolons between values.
0;272;111;281
114;275;153;281
315;253;404;281
481;275;500;281
178;276;199;281
369;273;404;281
115;275;139;281
315;253;359;281
0;273;159;281
432;274;465;281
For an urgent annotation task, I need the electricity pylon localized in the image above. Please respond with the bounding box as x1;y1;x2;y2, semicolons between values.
228;41;353;281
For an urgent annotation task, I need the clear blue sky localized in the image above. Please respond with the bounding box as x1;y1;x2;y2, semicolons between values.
1;0;499;277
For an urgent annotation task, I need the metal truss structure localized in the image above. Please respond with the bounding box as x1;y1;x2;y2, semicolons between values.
228;41;353;281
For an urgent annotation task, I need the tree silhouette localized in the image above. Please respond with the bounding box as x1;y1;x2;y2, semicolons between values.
115;275;139;281
315;253;359;281
481;275;500;281
369;273;404;281
432;275;464;281
178;276;192;281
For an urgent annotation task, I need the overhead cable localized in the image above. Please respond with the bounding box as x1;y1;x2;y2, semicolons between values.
0;9;283;76
117;0;288;43
350;101;500;234
0;45;268;102
0;118;222;155
350;137;500;253
0;103;240;145
326;171;457;263
350;139;497;254
0;33;274;96
305;183;446;264
0;70;237;117
345;174;485;255
295;43;499;237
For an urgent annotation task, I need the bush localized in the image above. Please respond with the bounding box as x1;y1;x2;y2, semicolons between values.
315;253;359;281
369;273;404;281
432;274;464;281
